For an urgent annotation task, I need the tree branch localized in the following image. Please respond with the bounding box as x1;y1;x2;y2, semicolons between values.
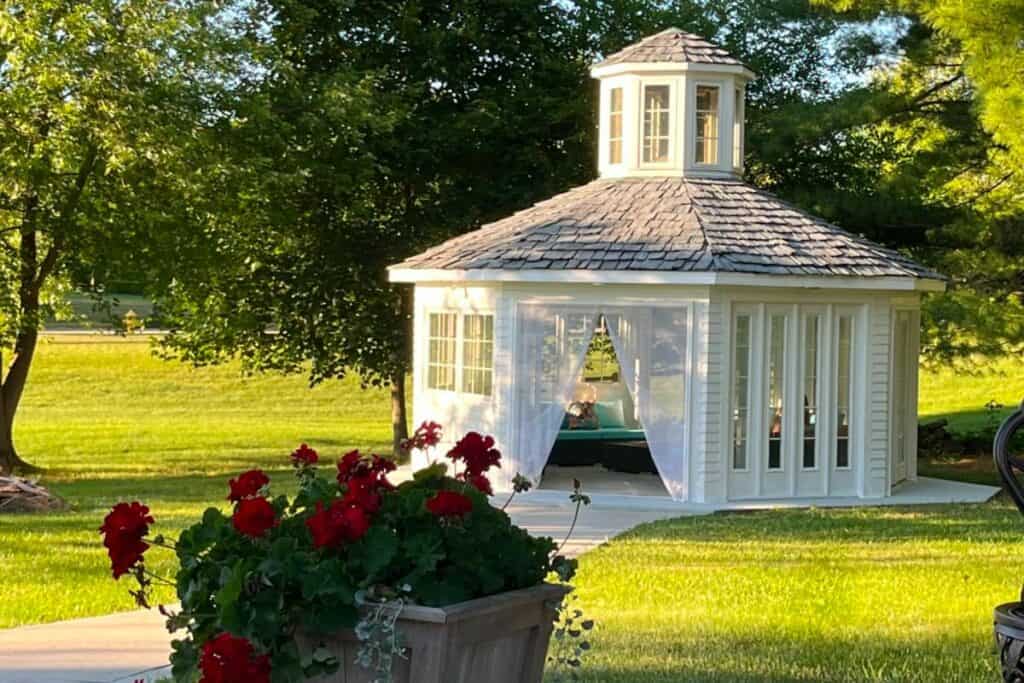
35;143;100;288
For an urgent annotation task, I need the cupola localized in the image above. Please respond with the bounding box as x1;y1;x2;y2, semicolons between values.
591;28;756;179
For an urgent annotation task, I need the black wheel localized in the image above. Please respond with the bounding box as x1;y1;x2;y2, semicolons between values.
994;401;1024;516
996;603;1024;683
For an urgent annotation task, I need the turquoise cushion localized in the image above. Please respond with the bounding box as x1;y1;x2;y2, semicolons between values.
555;428;645;442
593;400;626;429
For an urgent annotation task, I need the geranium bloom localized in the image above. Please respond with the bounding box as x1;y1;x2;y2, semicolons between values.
426;490;473;518
401;420;443;451
290;443;319;466
232;497;277;538
199;632;271;683
446;432;501;495
227;469;270;502
306;499;372;549
99;502;154;579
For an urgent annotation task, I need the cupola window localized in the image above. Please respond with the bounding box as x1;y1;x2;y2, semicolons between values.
733;88;744;168
695;85;720;165
642;85;671;163
608;87;624;165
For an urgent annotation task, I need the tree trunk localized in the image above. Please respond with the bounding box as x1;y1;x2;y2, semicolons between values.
391;374;409;458
0;350;39;476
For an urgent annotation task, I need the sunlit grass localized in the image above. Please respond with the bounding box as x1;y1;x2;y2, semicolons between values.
0;335;394;628
567;504;1019;682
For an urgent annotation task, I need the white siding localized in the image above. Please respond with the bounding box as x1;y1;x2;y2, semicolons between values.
412;285;505;467
864;299;891;497
698;296;725;502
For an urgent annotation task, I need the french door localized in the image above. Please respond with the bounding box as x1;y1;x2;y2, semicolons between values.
728;304;862;500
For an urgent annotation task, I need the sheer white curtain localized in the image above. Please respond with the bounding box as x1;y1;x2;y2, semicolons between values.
604;307;689;500
514;304;599;485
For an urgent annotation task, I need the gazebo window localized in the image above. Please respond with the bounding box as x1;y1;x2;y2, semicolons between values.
608;87;624;165
427;312;457;391
802;314;820;469
767;314;787;470
695;85;719;165
836;315;854;469
732;313;752;470
462;314;494;396
733;88;744;168
642;85;671;163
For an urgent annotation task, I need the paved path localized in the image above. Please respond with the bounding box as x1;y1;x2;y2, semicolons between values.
0;500;682;683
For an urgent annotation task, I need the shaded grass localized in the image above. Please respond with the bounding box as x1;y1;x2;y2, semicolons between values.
568;504;1020;682
919;355;1024;435
0;336;393;628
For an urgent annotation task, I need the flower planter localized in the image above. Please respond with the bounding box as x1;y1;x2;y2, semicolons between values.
995;602;1024;682
304;583;569;683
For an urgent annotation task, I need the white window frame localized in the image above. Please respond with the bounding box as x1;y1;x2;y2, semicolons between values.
693;81;723;167
607;86;625;166
833;309;857;471
424;310;496;397
426;310;458;393
731;308;755;472
764;307;791;473
799;308;826;472
461;313;495;396
638;79;676;169
732;86;745;171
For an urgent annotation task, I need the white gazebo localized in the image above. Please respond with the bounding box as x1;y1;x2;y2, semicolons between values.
388;29;946;504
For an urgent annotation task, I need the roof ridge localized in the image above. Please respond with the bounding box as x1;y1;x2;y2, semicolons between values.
679;180;721;272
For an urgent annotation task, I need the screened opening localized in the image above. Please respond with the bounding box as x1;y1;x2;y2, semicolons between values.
608;87;623;165
540;316;668;497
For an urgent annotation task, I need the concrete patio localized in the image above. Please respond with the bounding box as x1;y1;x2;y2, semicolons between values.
0;475;999;682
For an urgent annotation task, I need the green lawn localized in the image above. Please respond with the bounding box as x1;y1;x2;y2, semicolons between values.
0;336;394;628
919;355;1024;434
571;504;1019;682
2;337;1024;683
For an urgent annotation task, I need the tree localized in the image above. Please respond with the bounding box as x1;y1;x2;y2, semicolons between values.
807;0;1024;363
158;0;895;454
0;0;240;473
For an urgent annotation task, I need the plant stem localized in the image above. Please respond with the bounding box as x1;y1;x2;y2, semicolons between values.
556;497;583;555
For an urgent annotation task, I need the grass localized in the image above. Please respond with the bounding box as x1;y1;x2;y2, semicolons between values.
570;504;1020;682
0;335;394;628
2;336;1024;682
919;355;1024;434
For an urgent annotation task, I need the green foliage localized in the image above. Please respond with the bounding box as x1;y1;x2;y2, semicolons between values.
165;457;557;681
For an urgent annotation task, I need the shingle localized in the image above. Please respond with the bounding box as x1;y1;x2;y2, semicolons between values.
390;176;944;282
594;28;747;70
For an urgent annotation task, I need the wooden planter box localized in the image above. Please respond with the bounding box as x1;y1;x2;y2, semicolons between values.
309;583;570;683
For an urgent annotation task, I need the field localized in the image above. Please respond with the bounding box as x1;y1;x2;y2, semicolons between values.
1;336;1023;681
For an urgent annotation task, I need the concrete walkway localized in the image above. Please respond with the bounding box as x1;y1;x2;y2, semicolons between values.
0;499;682;683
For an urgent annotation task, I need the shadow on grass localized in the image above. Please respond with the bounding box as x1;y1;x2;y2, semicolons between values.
603;502;1023;548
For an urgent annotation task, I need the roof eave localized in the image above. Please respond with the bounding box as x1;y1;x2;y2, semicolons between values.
387;267;947;292
590;61;757;81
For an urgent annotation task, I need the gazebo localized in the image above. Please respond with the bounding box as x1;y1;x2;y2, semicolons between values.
388;29;946;503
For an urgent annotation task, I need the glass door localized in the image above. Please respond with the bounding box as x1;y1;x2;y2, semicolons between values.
891;311;912;485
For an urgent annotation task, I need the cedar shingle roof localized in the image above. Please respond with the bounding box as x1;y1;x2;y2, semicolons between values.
391;177;944;281
594;28;746;70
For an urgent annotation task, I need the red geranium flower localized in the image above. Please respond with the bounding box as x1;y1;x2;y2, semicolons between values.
290;443;319;466
306;499;372;549
401;420;443;451
337;450;395;511
227;469;269;502
447;432;501;495
99;502;154;579
465;472;493;496
426;490;473;518
232;497;277;538
199;632;271;683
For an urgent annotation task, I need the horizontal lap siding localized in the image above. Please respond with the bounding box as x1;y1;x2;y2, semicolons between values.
699;298;724;502
865;300;891;497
